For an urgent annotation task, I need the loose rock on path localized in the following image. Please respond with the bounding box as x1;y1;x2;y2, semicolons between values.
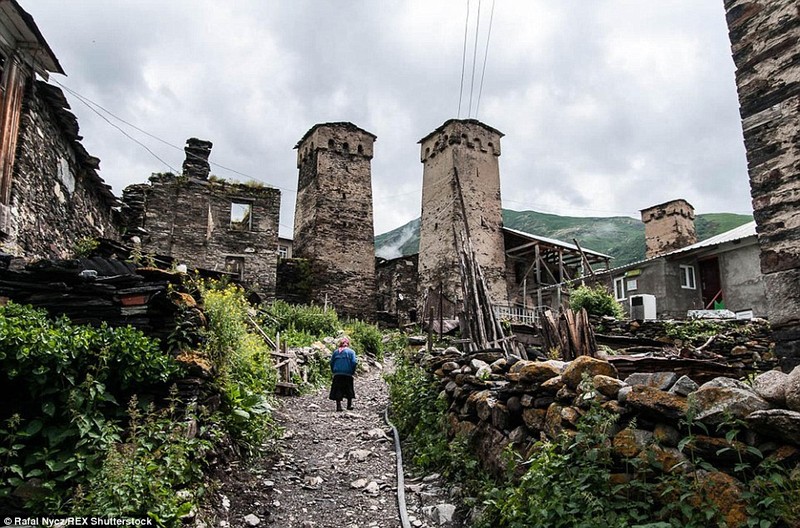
205;358;462;528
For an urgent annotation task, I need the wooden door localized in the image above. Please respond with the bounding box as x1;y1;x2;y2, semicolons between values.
699;257;722;309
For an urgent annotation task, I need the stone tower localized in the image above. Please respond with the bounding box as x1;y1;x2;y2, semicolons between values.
724;0;800;368
641;199;698;259
417;119;508;314
293;122;377;320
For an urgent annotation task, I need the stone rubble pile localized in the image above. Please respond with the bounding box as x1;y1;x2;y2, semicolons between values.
414;346;800;526
592;316;775;370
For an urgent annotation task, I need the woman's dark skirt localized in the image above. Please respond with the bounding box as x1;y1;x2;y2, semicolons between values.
329;374;355;401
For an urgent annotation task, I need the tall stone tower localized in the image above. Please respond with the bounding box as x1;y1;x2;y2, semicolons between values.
293;122;377;320
640;199;698;259
725;0;800;368
417;119;508;315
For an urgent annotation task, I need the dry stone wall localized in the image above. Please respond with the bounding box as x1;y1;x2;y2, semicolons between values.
411;347;800;526
724;0;800;368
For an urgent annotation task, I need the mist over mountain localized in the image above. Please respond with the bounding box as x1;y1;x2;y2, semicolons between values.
375;210;753;266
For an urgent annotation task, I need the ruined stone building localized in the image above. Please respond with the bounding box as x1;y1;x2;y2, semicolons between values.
292;122;377;320
0;1;118;259
725;0;800;368
120;138;281;298
377;118;611;326
375;254;418;326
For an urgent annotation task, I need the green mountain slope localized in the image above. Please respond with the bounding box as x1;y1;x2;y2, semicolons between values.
375;210;753;266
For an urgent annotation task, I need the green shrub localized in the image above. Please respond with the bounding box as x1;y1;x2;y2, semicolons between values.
201;284;279;455
385;354;472;478
569;284;624;319
76;393;211;524
346;320;384;361
0;302;183;512
260;300;339;338
665;320;723;342
72;236;99;258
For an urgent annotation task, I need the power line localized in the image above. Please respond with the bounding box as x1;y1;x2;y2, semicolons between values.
467;0;482;117
54;80;179;173
457;0;470;118
475;0;495;118
51;79;298;194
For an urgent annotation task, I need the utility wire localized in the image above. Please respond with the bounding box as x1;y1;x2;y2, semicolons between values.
54;80;178;173
457;0;470;118
475;0;496;118
51;79;298;193
467;0;482;117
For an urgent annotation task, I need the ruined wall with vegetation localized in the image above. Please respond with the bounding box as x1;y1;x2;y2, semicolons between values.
293;123;377;320
725;0;800;368
122;172;281;299
1;81;117;259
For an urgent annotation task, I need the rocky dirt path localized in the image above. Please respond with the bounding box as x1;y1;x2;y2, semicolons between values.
206;358;461;528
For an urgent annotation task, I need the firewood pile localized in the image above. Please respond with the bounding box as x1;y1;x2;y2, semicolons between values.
539;308;597;360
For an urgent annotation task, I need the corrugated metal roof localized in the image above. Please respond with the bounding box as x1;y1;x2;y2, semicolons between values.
598;220;757;276
502;226;613;259
667;221;756;256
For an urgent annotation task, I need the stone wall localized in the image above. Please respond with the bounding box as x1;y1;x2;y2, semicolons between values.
275;258;312;305
293;123;377;320
640;199;697;259
121;171;281;299
592;316;775;370
414;348;800;526
724;0;800;369
376;254;419;326
1;81;118;259
417;119;508;315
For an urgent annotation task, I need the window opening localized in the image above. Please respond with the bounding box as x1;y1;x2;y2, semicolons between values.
225;256;245;280
230;202;252;231
613;277;625;301
680;265;696;290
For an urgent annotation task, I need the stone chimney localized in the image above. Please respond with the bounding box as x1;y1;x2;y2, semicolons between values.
182;138;213;179
641;199;698;259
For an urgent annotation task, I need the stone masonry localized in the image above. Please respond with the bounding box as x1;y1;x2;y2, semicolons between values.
417;119;508;316
121;139;281;299
293;123;377;320
1;81;118;259
724;0;800;368
641;199;698;259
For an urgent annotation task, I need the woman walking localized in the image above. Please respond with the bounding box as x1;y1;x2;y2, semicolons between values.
329;336;357;411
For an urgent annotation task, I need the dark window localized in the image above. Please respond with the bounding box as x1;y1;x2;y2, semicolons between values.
225;256;245;280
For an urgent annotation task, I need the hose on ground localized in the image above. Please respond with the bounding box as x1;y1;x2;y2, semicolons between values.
384;406;412;528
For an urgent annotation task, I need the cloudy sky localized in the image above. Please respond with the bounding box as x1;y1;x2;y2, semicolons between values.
29;1;751;238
